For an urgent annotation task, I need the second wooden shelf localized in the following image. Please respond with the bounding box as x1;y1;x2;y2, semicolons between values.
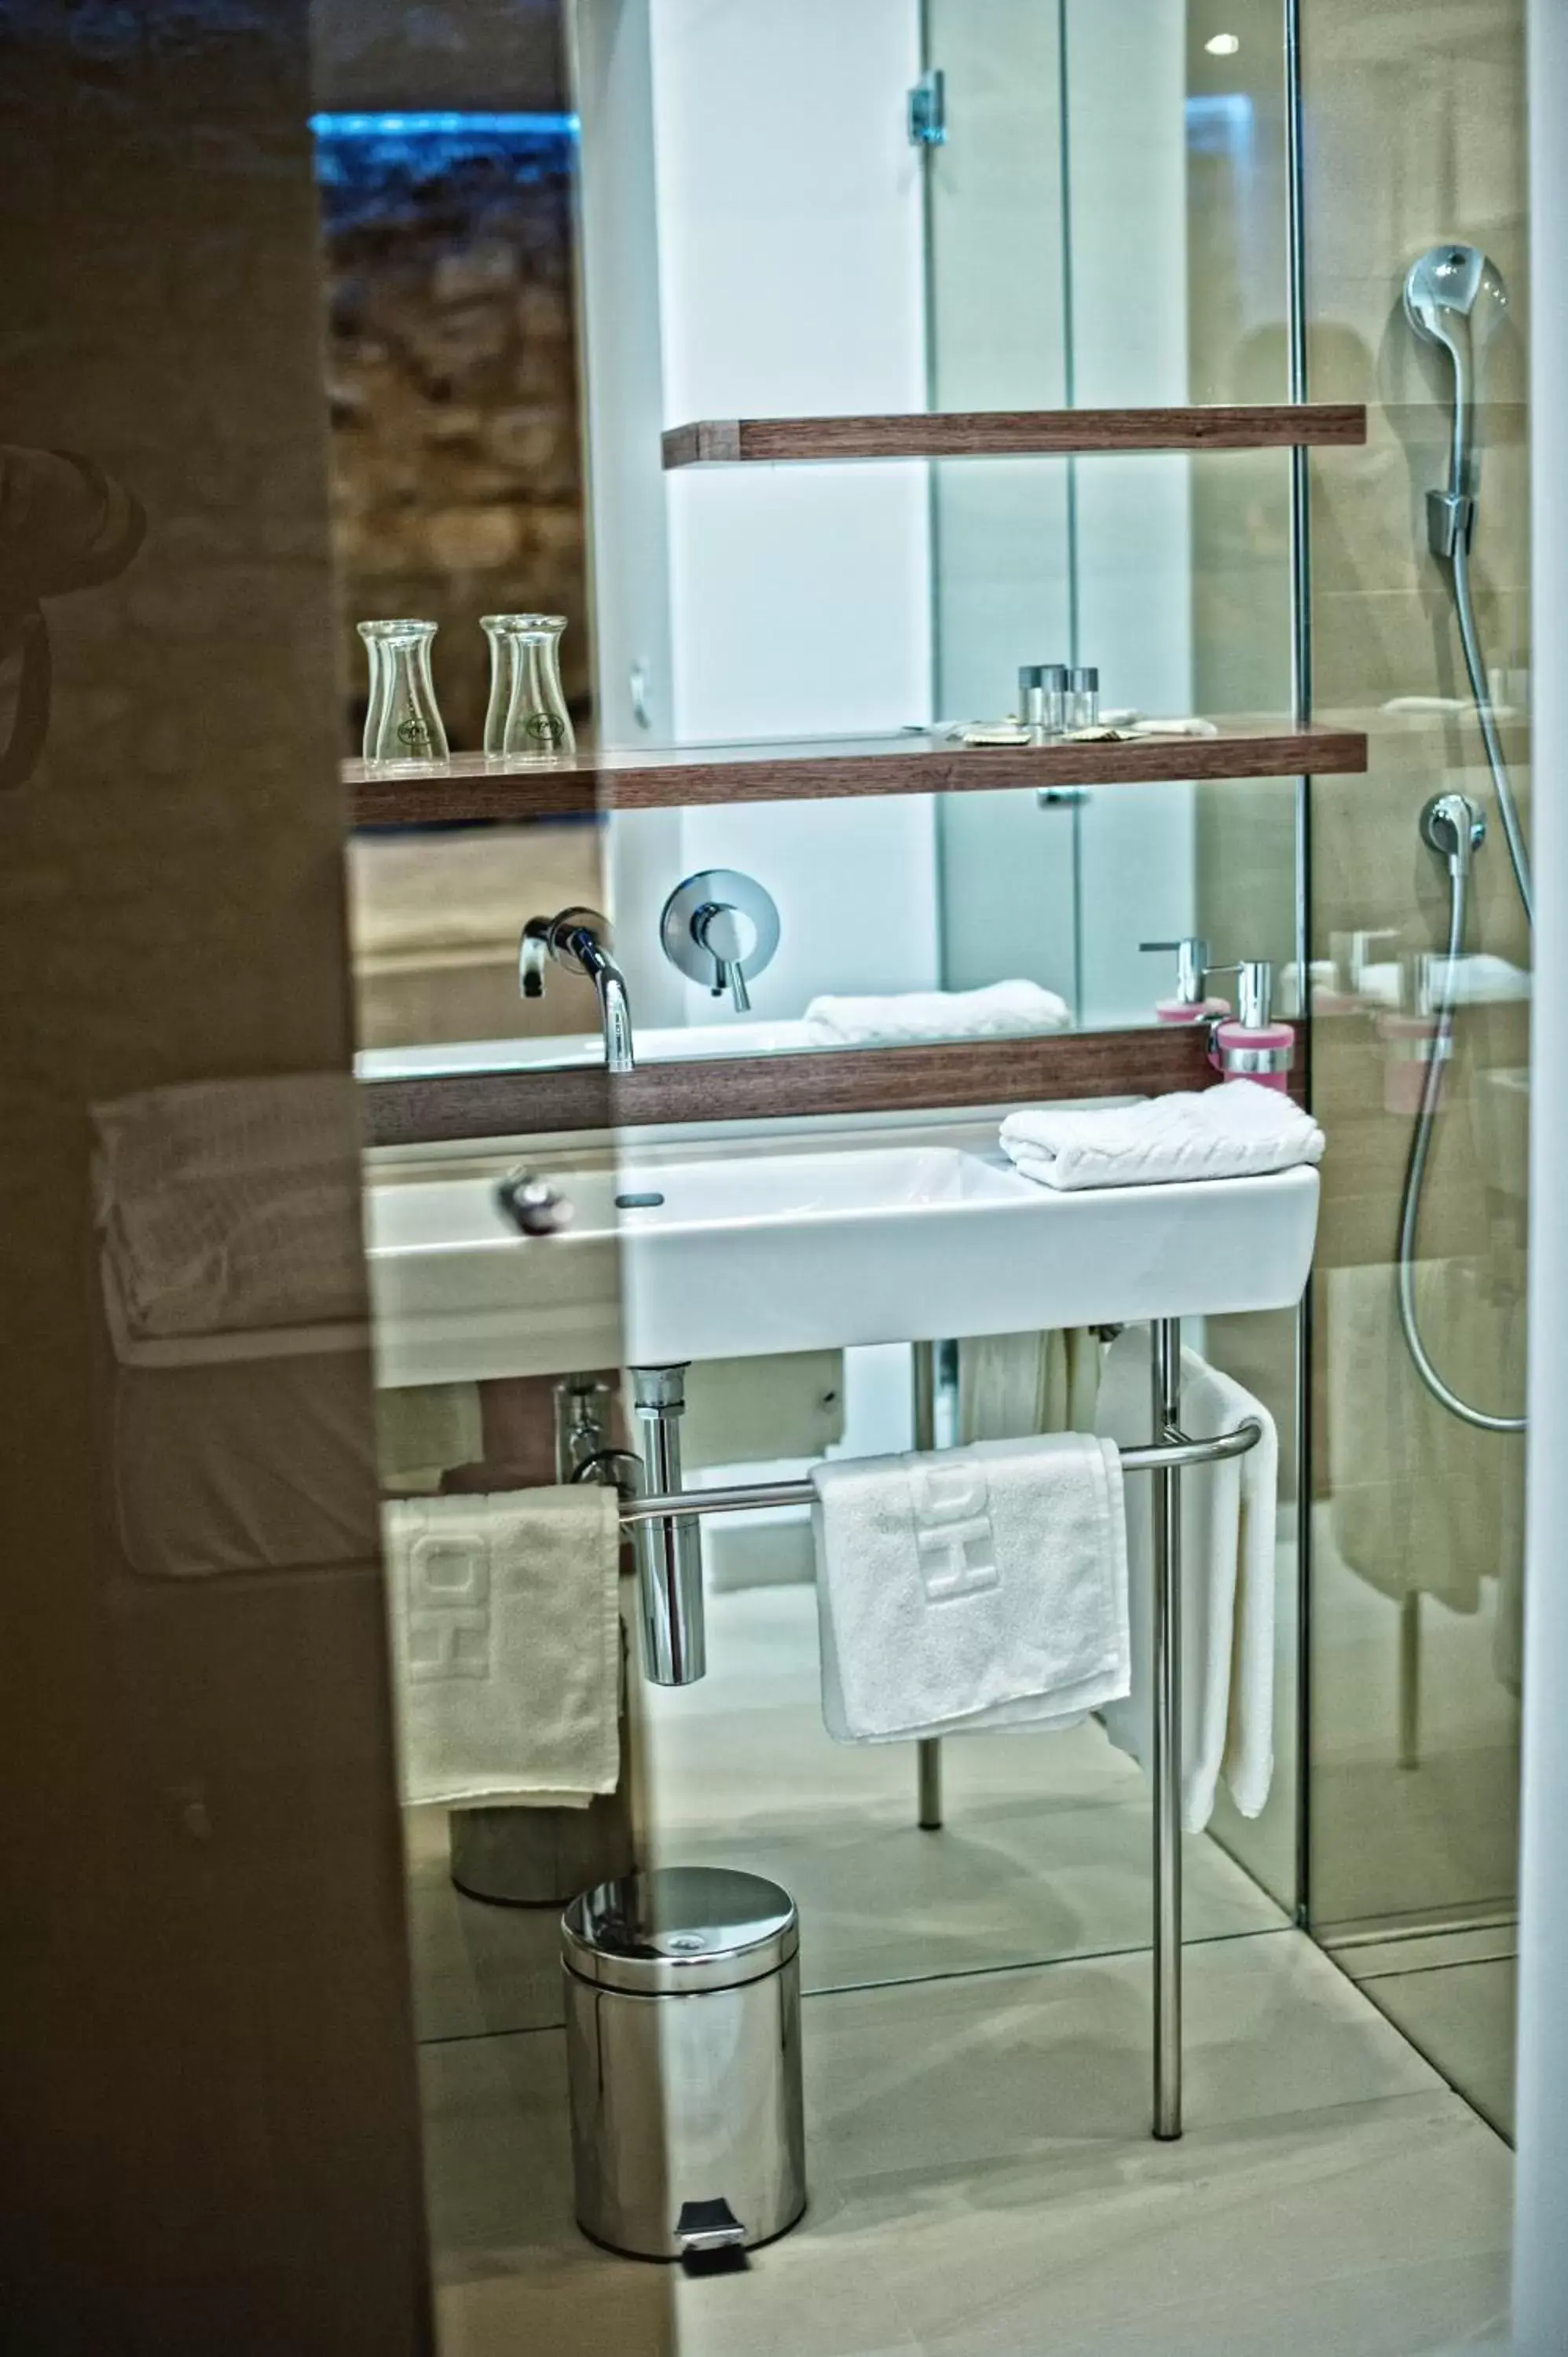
350;722;1367;827
662;403;1367;467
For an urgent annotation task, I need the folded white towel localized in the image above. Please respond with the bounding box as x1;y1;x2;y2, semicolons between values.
1127;717;1220;740
1000;1080;1324;1192
93;1073;367;1339
804;980;1071;1049
1095;1329;1277;1830
811;1435;1130;1744
384;1486;621;1808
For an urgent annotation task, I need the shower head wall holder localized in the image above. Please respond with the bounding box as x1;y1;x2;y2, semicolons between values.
1420;790;1487;878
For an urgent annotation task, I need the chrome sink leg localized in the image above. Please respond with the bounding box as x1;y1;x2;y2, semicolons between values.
913;1340;945;1830
917;1739;944;1832
630;1365;705;1685
1398;1590;1423;1769
1152;1316;1184;2140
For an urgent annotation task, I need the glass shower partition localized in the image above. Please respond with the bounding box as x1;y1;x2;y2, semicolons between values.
922;0;1303;1914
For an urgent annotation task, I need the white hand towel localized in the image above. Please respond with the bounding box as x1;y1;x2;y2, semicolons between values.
376;1382;485;1493
804;980;1070;1048
1094;1329;1277;1830
811;1435;1130;1744
957;1329;1103;1444
1000;1080;1324;1192
384;1486;621;1809
1127;717;1220;739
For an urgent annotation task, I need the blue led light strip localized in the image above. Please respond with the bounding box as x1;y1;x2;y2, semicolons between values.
310;110;579;138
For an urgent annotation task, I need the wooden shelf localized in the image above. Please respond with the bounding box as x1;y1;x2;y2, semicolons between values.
362;1021;1306;1149
662;405;1367;468
350;722;1366;827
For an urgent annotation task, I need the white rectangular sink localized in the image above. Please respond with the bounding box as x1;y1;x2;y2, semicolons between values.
357;1017;817;1082
367;1126;1320;1387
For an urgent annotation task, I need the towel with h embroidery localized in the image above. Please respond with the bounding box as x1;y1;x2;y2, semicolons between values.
809;1436;1130;1744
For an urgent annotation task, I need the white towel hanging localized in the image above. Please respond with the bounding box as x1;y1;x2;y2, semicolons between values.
1095;1329;1277;1829
384;1486;621;1809
811;1435;1130;1745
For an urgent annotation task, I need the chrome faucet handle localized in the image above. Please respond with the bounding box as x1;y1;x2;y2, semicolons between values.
693;901;756;1012
660;869;779;1014
496;1168;574;1237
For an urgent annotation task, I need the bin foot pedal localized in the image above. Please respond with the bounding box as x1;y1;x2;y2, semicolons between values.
677;2199;749;2271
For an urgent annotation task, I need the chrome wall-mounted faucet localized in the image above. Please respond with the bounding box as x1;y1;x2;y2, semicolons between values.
520;906;636;1073
659;869;781;1013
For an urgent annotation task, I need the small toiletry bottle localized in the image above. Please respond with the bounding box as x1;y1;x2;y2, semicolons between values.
1206;959;1295;1091
1139;937;1230;1025
1066;666;1100;731
1018;665;1046;731
1041;663;1069;736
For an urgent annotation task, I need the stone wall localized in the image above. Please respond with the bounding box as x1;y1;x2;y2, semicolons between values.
312;0;566;112
320;121;589;752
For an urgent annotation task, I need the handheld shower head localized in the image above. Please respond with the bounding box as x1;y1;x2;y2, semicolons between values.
1403;243;1508;508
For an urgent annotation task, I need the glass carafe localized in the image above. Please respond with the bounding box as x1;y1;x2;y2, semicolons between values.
482;613;576;760
357;618;449;765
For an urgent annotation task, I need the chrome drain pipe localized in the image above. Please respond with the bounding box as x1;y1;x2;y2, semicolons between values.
629;1365;706;1685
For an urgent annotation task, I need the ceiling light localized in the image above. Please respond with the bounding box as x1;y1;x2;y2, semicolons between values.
1205;33;1240;56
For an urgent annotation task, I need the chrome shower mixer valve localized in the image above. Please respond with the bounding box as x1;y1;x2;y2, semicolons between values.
660;869;781;1014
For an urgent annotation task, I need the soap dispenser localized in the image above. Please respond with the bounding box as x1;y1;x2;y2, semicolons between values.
1140;937;1231;1026
1204;959;1295;1091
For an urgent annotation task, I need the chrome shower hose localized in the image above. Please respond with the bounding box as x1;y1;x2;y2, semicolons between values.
1395;798;1526;1435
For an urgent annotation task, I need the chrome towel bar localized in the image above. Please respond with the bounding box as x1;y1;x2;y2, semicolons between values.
618;1417;1262;1527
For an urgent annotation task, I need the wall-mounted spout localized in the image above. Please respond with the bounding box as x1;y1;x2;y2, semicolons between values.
519;905;636;1073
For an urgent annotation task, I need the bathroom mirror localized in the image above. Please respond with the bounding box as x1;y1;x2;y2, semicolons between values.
339;0;1313;2093
340;0;1299;1093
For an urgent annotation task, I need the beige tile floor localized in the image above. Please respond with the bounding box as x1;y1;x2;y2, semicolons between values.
405;1585;1284;2044
423;1929;1513;2357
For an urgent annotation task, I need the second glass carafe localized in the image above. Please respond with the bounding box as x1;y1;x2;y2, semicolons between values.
482;613;576;760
